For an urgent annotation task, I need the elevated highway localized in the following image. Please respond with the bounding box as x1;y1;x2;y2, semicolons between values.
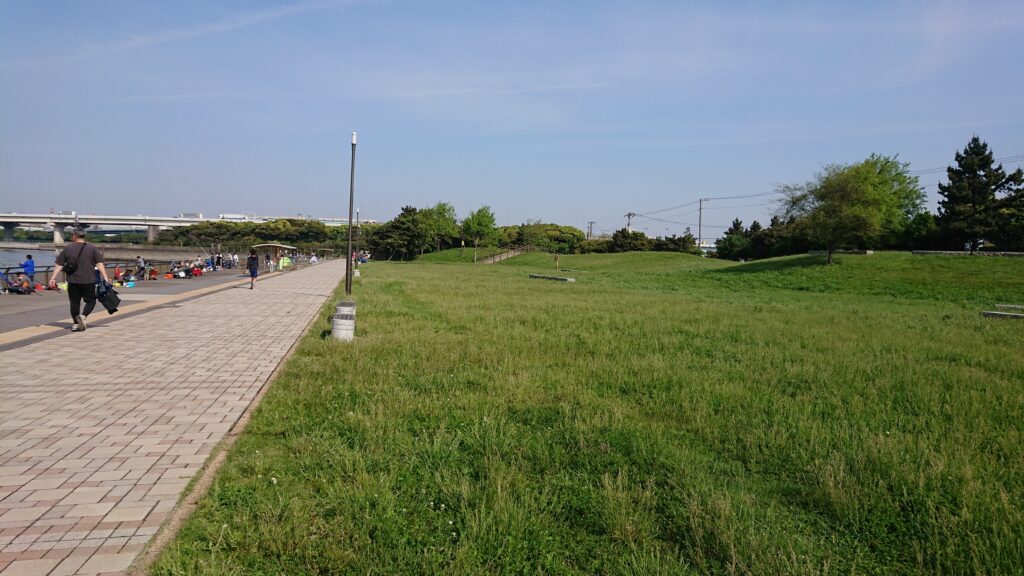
0;211;369;244
0;213;204;243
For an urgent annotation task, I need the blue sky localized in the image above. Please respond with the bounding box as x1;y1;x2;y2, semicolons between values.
2;0;1022;237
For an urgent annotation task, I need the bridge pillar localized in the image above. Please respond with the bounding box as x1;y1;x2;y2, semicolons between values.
51;224;66;245
147;225;161;243
1;223;15;241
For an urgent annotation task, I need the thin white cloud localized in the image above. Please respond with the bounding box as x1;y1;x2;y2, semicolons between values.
389;81;608;100
3;0;363;70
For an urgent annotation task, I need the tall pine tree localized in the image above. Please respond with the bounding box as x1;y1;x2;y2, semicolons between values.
937;136;1024;252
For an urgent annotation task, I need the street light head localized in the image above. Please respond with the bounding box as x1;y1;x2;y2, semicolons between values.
352;132;357;145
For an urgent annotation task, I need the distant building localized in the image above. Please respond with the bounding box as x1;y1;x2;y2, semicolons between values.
698;240;717;253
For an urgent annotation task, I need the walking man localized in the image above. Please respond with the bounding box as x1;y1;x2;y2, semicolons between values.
48;227;111;332
136;255;146;281
20;254;35;292
246;249;259;290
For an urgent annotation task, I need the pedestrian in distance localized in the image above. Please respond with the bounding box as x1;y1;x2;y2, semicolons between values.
135;255;145;281
246;249;259;290
20;254;35;292
48;227;111;332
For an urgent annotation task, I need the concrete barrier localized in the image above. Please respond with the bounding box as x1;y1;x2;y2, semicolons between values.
982;311;1024;319
913;250;1024;257
528;274;575;282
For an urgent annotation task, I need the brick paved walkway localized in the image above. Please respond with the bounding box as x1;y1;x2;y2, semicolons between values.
0;260;344;575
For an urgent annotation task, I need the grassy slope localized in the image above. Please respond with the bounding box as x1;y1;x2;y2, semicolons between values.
153;252;1024;575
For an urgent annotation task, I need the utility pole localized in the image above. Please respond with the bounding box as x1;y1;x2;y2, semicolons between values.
625;212;637;232
354;208;360;269
345;132;357;295
587;221;594;240
697;198;704;249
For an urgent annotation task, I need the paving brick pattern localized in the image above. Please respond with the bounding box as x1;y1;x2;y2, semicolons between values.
0;260;344;575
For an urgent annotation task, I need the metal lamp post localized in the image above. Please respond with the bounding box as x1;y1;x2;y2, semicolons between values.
345;132;357;295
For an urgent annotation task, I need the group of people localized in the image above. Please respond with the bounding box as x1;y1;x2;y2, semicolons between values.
3;256;37;294
166;253;242;278
27;236;330;331
3;254;39;294
214;252;240;269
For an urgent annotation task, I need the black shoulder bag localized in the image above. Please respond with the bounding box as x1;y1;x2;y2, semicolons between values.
62;243;86;276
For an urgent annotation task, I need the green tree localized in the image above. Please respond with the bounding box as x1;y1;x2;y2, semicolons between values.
652;228;699;253
996;193;1024;251
503;221;585;253
575;238;612;253
418;202;460;253
364;206;425;260
937;136;1024;252
900;212;940;250
609;228;651;252
714;219;750;260
782;156;924;264
461;206;497;248
862;154;926;247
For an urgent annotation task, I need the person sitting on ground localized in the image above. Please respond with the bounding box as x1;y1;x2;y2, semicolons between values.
9;273;31;294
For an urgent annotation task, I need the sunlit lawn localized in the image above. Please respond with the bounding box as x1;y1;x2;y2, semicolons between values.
154;251;1024;575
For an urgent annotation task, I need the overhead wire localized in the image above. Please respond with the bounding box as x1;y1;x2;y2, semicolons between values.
636;199;701;217
634;213;729;229
701;202;775;211
623;153;1022;239
910;154;1024;175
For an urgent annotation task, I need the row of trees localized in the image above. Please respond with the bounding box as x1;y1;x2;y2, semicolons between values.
363;203;612;259
362;204;498;260
148;137;1019;262
361;204;703;260
714;137;1023;262
156;218;347;248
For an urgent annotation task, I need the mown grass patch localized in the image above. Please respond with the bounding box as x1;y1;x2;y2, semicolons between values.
153;252;1024;575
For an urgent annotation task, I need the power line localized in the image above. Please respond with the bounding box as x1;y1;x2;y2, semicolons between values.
639;191;782;216
910;154;1024;175
704;190;784;201
634;213;729;229
701;202;775;211
636;199;701;217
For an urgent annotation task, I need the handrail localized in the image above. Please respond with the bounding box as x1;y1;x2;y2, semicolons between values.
475;244;536;264
1;253;333;290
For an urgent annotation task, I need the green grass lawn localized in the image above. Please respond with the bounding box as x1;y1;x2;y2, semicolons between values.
153;252;1024;575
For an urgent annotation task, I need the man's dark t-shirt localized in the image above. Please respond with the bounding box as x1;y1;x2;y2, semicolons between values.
246;255;259;271
56;242;104;284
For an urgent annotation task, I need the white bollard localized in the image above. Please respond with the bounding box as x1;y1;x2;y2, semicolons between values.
332;301;356;341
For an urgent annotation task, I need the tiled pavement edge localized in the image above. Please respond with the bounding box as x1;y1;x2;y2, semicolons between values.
0;269;285;350
0;259;345;575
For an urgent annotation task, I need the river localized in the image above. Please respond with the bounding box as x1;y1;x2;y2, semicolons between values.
0;248;56;269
